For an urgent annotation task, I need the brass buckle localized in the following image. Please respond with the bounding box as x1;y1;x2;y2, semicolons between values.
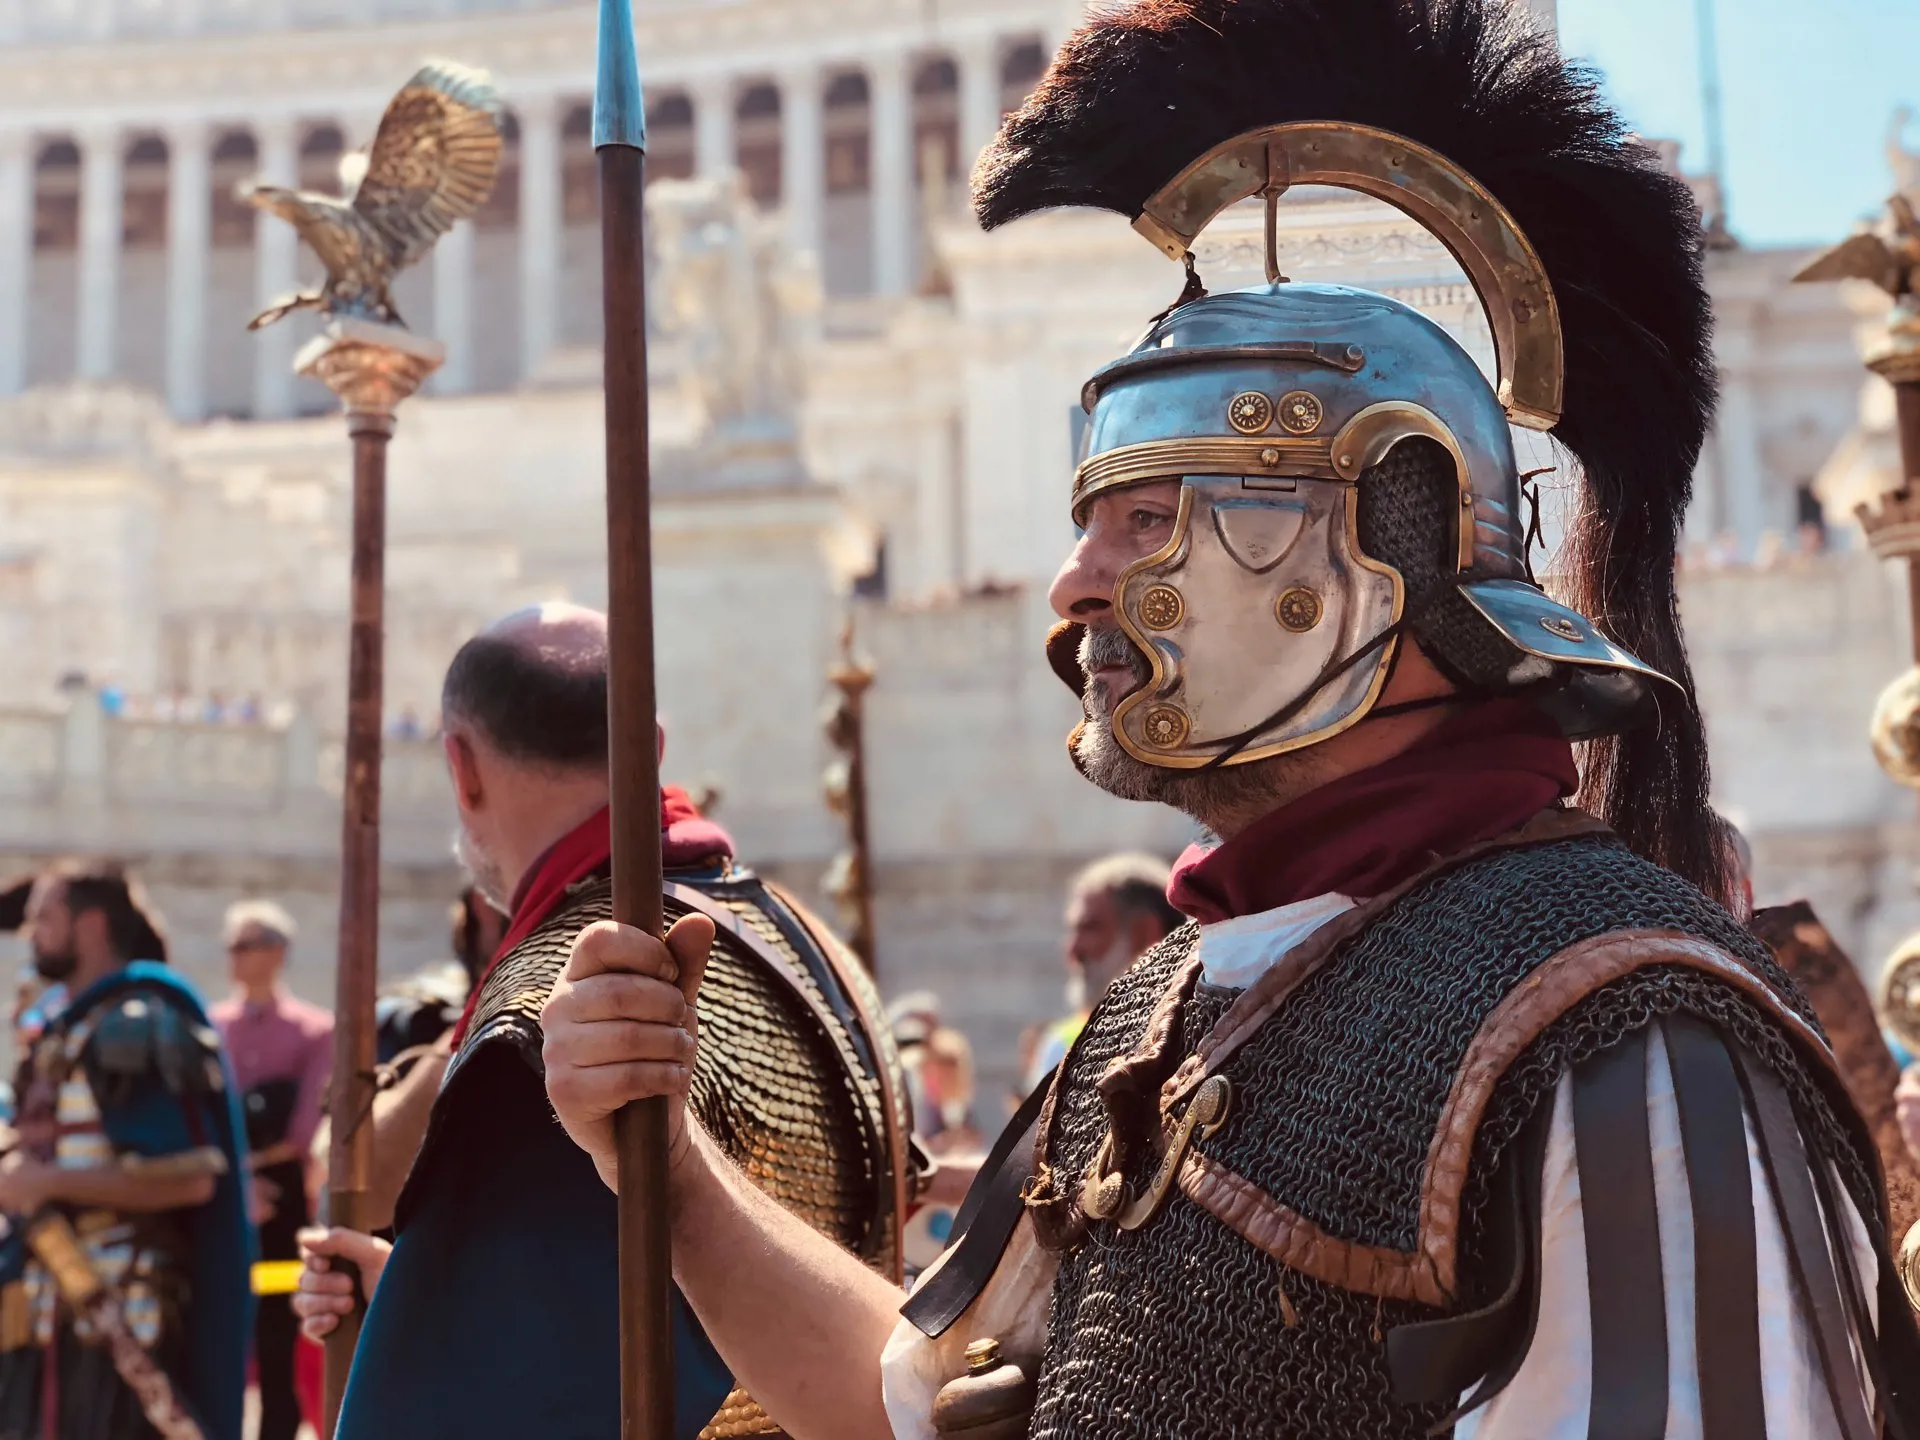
1079;1076;1233;1232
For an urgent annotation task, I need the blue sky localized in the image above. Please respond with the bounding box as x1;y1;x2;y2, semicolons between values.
1557;0;1919;248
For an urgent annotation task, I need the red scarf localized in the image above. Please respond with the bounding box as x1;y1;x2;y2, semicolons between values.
450;789;733;1044
1167;699;1578;924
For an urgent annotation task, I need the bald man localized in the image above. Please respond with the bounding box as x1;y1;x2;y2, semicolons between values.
302;606;909;1440
309;606;737;1440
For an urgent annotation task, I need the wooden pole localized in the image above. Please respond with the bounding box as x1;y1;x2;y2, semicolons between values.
321;412;388;1438
593;4;674;1437
826;627;878;972
294;321;443;1437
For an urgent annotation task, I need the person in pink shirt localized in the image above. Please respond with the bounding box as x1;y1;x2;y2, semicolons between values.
208;899;331;1440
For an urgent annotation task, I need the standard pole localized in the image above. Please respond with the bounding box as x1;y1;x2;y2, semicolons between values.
594;1;673;1427
1876;362;1920;664
322;411;390;1437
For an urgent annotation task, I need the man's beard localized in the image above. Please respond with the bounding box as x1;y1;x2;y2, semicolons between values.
1073;624;1330;833
32;943;76;984
453;826;512;913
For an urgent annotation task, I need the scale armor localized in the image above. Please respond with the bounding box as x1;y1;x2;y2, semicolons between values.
415;868;909;1439
1025;830;1881;1438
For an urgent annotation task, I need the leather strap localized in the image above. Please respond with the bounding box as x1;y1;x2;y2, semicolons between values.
1733;1041;1877;1440
1572;1026;1668;1440
1662;1017;1766;1439
764;879;912;1285
900;1070;1055;1338
1387;1098;1549;1425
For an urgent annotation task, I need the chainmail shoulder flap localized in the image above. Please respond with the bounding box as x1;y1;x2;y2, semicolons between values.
1027;831;1877;1440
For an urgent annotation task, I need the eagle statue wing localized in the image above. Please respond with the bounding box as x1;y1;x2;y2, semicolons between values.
351;61;504;271
1792;231;1902;294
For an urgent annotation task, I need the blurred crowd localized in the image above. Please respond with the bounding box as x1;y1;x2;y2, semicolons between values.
51;671;435;741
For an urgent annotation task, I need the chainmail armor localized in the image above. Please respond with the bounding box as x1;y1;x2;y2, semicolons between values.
1029;832;1873;1440
1356;438;1529;691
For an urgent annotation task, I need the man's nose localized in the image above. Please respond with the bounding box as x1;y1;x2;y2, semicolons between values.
1048;532;1115;623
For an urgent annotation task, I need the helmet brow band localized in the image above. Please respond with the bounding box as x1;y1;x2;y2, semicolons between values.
1072;436;1340;519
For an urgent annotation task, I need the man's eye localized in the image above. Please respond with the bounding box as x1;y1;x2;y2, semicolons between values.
1131;509;1169;531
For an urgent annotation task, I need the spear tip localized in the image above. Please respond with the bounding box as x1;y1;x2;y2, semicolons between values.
592;0;647;152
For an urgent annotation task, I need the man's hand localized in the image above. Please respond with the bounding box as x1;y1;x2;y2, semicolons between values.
292;1227;392;1342
542;913;714;1194
1898;1062;1920;1164
248;1174;282;1228
0;1153;53;1215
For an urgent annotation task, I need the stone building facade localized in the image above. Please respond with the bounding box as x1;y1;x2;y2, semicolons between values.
0;0;1912;1098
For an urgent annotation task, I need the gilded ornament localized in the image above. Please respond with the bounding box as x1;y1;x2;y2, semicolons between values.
1142;705;1192;750
1139;585;1185;631
1901;1220;1920;1315
1227;391;1274;434
1872;666;1920;788
1276;588;1324;633
1540;615;1584;642
1276;391;1325;435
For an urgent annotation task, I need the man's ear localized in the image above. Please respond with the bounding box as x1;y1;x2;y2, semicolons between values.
444;731;485;810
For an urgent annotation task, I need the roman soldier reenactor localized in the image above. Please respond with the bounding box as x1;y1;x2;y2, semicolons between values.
539;0;1920;1435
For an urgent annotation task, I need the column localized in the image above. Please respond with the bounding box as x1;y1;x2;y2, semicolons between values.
868;52;913;298
693;75;736;181
1716;368;1767;559
433;219;474;393
0;132;29;396
252;117;298;419
780;64;824;261
957;37;1003;178
518;94;560;382
75;125;124;382
165;120;210;420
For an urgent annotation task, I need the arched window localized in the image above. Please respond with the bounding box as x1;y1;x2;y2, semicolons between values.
1001;41;1046;87
299;124;344;158
914;57;958;95
124;135;170;249
209;130;259;246
737;83;781;120
648;93;694;131
212;130;256;164
32;138;79;253
646;92;695;181
825;72;870;110
733;81;783;206
35;139;79;171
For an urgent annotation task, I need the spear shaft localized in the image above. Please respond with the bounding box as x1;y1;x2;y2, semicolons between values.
594;3;674;1437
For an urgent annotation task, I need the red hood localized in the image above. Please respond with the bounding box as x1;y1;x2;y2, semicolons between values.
450;789;732;1044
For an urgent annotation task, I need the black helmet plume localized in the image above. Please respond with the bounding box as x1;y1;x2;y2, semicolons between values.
977;0;1727;906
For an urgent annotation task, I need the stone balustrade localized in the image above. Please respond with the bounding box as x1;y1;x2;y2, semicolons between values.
0;702;455;864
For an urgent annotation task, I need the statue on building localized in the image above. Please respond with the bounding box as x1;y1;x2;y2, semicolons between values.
645;172;821;437
242;62;503;330
1890;106;1920;209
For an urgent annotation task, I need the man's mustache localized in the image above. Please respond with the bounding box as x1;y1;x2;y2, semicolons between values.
1077;625;1150;703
